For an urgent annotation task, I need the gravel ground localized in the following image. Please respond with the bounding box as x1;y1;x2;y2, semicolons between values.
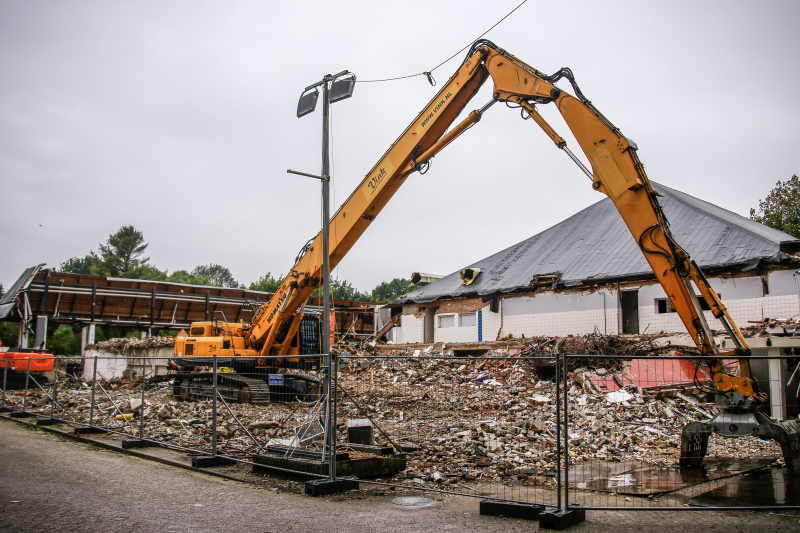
1;419;799;532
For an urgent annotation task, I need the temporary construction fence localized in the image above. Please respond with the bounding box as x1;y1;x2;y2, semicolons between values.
1;343;799;528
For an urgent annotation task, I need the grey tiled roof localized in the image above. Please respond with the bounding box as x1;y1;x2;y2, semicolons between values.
398;182;798;304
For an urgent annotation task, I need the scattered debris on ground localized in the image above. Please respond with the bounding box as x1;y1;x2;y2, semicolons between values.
3;332;787;491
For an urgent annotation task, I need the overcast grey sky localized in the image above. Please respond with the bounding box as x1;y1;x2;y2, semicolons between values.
1;0;798;293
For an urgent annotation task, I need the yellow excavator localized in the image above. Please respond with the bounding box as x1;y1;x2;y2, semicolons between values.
173;40;798;470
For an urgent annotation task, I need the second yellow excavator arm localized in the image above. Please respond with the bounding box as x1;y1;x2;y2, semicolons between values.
251;39;760;402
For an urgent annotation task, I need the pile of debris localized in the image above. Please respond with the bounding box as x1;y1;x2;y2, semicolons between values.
742;317;800;337
11;379;307;455
336;333;785;486
87;336;176;353
3;332;787;489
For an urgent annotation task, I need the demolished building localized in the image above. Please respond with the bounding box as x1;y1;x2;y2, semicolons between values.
389;182;800;343
0;268;378;352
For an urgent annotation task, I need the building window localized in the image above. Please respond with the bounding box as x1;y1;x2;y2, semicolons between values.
438;314;455;328
656;299;676;314
459;313;477;327
656;296;717;314
697;296;714;311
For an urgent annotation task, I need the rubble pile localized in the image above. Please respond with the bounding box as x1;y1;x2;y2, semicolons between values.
3;332;786;489
21;381;306;454
742;317;800;337
336;333;784;485
87;336;176;353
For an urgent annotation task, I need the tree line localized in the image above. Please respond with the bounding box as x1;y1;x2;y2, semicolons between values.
58;225;415;303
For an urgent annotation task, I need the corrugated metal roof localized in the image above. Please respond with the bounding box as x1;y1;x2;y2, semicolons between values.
0;264;43;319
398;182;799;304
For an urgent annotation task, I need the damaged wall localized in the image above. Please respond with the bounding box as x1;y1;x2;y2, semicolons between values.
390;270;800;343
82;339;174;380
431;309;481;343
393;313;424;345
638;271;799;335
501;289;618;338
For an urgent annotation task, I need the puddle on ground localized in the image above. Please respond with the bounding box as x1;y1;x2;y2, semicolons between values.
562;461;644;483
391;496;438;508
689;467;800;507
577;457;776;495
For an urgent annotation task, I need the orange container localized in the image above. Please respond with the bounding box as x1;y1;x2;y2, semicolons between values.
0;353;14;368
6;352;55;372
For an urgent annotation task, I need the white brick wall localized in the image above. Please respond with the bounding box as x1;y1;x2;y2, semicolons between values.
392;313;423;344
391;273;800;342
500;307;618;338
482;304;502;342
638;294;799;334
435;322;479;343
638;277;799;334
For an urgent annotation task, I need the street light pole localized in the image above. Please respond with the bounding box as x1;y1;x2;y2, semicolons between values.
291;70;356;493
319;76;340;483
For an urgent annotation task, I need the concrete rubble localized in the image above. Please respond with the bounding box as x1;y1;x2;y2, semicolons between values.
86;336;177;352
3;332;786;490
336;333;785;487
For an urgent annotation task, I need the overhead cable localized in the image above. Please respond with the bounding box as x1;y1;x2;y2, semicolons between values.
357;0;528;85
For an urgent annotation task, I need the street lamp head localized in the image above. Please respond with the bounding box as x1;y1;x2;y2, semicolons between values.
329;76;356;104
296;89;319;118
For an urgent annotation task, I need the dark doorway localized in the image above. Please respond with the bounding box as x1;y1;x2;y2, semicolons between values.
620;290;639;334
424;307;438;343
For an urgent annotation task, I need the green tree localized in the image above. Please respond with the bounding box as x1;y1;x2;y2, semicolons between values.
750;175;800;239
312;277;370;301
370;277;416;303
140;265;170;281
0;323;18;348
0;282;19;348
48;325;82;355
249;272;285;293
191;264;241;288
59;255;98;274
60;226;162;278
165;269;219;286
94;225;155;278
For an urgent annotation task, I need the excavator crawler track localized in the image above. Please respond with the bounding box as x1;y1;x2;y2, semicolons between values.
172;372;271;405
171;371;322;405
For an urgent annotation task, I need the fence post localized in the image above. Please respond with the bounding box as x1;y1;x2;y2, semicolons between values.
328;351;336;482
22;358;31;415
139;355;146;439
563;350;570;511
538;346;585;528
555;345;562;510
75;353;105;434
36;357;60;425
304;349;357;496
190;352;235;467
212;352;218;458
89;353;98;427
50;359;58;420
0;361;10;412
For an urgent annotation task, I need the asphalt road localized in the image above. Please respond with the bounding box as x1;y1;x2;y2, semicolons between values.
1;419;798;532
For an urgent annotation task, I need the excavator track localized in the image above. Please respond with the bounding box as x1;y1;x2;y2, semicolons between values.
172;372;271;405
171;371;322;405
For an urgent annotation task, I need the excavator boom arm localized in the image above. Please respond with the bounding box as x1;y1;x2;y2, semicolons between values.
249;49;491;352
253;41;751;386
